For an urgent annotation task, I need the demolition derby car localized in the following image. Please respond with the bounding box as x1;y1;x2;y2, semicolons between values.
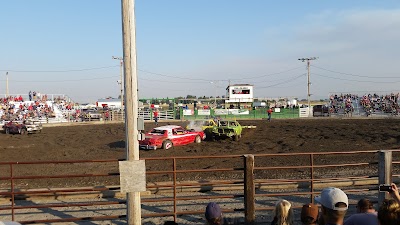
139;125;206;150
186;118;244;141
2;120;43;135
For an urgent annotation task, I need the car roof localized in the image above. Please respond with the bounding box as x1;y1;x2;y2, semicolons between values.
153;125;182;130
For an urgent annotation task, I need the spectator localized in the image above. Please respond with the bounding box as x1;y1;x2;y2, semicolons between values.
153;109;159;125
301;203;319;225
163;221;178;225
376;183;400;225
271;199;294;225
267;108;273;122
205;202;224;225
343;198;377;225
204;202;238;225
377;199;400;225
315;187;348;225
389;183;400;204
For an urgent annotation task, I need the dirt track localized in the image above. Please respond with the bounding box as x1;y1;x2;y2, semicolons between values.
1;119;400;189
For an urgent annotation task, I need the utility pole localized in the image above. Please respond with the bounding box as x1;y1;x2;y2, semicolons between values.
210;81;218;108
121;0;141;224
298;57;318;117
6;72;9;97
112;56;124;109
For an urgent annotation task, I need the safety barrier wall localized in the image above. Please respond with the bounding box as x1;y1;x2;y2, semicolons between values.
0;150;399;224
182;108;299;120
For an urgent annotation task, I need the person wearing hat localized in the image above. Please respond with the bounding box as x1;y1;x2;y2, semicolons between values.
315;187;348;225
343;198;377;225
301;203;319;225
205;202;237;225
205;202;224;225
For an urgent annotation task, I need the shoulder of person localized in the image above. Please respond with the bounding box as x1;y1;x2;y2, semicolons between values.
223;217;241;225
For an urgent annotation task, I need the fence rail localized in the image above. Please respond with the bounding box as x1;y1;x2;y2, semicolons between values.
0;150;399;224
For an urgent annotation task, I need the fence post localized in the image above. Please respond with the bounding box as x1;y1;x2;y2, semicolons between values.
378;150;392;205
244;154;255;224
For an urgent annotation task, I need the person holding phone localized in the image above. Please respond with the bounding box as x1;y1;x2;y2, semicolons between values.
389;183;400;204
377;183;400;225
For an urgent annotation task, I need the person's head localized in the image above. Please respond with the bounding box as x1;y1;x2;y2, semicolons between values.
315;187;348;224
301;203;319;225
356;198;374;213
378;199;400;225
273;199;294;225
163;221;178;225
205;202;223;225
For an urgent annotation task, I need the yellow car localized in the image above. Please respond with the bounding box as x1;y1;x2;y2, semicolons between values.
186;119;217;132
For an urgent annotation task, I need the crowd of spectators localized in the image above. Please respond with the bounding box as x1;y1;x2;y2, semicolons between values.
329;94;357;114
0;92;67;122
329;93;400;116
199;184;400;225
360;93;400;115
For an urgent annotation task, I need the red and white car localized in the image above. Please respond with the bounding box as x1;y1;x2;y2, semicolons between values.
139;125;205;150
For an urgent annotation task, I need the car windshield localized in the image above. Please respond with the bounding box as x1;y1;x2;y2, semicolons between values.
150;129;166;134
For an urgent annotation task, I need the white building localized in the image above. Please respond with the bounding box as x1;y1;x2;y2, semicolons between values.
96;98;122;109
225;84;254;108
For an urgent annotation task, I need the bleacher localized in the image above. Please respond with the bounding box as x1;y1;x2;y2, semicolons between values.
0;94;72;126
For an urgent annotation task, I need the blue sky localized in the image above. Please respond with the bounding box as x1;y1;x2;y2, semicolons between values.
1;1;400;103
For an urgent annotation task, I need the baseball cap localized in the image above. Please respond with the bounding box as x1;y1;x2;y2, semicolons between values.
205;202;222;220
315;187;348;211
301;203;319;223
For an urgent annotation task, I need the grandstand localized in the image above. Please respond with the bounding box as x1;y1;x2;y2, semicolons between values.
0;93;73;125
329;92;400;117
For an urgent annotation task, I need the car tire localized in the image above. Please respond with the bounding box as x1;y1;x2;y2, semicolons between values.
5;128;10;134
20;128;26;135
234;134;239;141
162;140;173;150
195;135;201;143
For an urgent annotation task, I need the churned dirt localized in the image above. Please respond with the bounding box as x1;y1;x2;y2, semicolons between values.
1;118;400;189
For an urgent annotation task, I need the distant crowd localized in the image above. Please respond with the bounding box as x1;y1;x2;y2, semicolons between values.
329;93;400;116
0;91;70;122
329;94;357;114
360;93;399;115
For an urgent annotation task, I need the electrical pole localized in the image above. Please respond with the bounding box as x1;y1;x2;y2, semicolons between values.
6;72;9;97
210;81;218;108
298;57;318;117
112;56;124;109
121;0;141;224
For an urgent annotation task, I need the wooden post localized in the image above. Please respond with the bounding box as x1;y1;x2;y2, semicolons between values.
121;0;141;224
378;150;392;205
244;154;255;224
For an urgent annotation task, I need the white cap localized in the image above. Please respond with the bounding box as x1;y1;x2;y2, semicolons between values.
315;187;348;211
0;222;22;225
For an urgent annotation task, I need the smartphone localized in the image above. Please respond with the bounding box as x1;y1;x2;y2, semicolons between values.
379;184;392;192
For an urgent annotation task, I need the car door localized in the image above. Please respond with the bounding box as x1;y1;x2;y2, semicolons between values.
173;128;192;145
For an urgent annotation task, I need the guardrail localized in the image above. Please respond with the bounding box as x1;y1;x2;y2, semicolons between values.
0;150;399;224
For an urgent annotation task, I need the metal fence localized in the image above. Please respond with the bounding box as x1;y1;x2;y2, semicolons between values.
0;150;399;224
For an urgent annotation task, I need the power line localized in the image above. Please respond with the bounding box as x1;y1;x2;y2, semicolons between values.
313;73;400;83
138;69;221;82
0;75;119;83
139;77;210;84
311;65;400;79
230;66;304;81
257;73;306;89
0;65;120;73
